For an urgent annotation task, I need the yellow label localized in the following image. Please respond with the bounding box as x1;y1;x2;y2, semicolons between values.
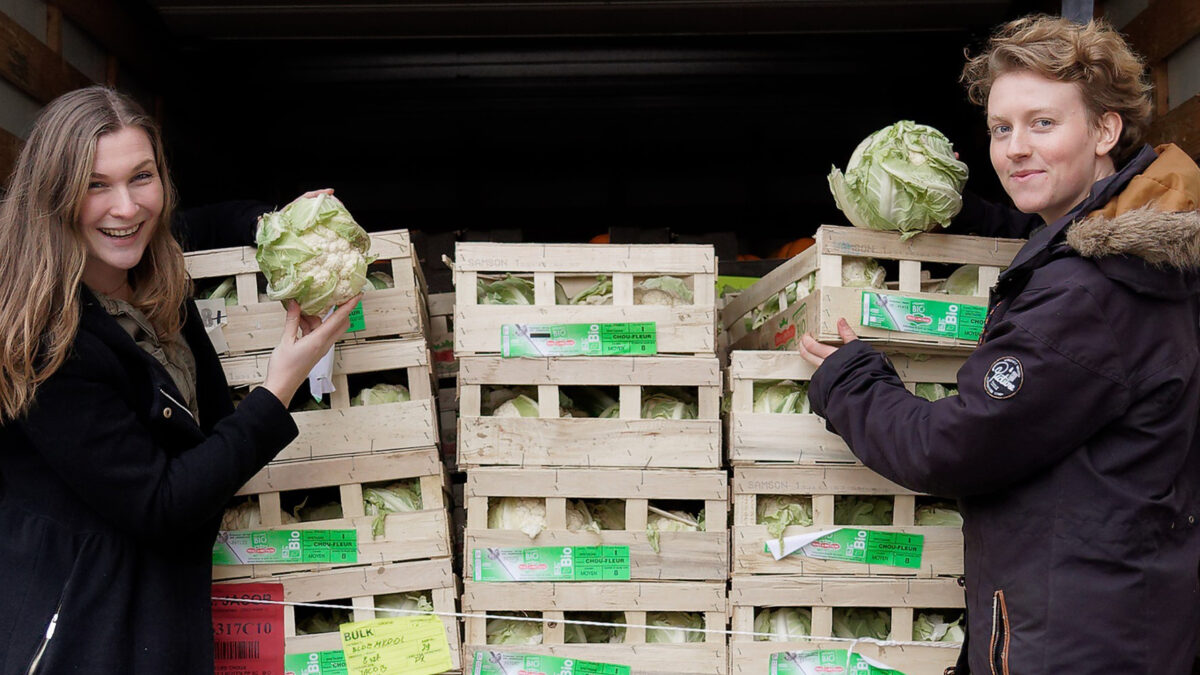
339;615;452;675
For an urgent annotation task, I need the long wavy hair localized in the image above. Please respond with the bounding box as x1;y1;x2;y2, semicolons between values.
0;86;189;422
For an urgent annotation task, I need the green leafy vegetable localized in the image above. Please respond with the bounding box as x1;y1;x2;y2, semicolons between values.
295;607;351;635
221;499;298;530
363;480;423;538
486;613;543;645
754;608;813;641
635;276;694;306
351;383;411;406
492;394;540;418
203;277;239;307
913;612;965;642
564;612;627;643
914;383;959;401
939;264;979;296
645;612;705;643
366;270;395;290
255;194;373;315
914;502;963;527
756;495;814;543
827;120;969;240
374;592;433;616
646;508;703;553
841;257;887;288
834;496;894;526
753;380;811;414
477;275;568;305
832;608;891;640
570;276;614;305
641;388;698;420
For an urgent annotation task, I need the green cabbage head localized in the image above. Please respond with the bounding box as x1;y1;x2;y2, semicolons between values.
754;607;812;641
828;121;969;240
255;194;373;315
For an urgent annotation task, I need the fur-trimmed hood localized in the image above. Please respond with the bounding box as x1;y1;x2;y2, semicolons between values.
1066;143;1200;269
1067;207;1200;268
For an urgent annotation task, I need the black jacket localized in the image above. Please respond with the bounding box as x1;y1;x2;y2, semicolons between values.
810;145;1200;673
0;202;295;674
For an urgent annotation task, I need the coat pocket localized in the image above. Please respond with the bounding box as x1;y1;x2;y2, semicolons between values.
989;589;1010;675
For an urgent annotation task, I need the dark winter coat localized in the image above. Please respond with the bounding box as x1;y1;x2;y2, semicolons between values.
809;144;1200;674
0;202;294;674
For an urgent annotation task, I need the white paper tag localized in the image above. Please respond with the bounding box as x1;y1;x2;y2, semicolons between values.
194;298;229;354
306;307;338;402
764;528;839;561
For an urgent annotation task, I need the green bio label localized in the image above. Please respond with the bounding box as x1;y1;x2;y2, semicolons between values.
769;650;906;675
472;652;631;675
860;291;986;342
212;530;358;565
285;651;349;675
769;529;923;569
346;301;366;333
501;323;656;357
473;546;630;581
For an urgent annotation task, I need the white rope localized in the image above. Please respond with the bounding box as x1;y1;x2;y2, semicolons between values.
211;594;962;651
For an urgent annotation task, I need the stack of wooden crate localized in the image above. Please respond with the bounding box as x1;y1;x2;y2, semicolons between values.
720;226;1023;674
453;242;730;674
190;229;462;672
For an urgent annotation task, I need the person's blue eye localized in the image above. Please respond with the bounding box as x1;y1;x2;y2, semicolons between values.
989;125;1011;138
88;181;106;190
1033;119;1053;128
134;172;154;182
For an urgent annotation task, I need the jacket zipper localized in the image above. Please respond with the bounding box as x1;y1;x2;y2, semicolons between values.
989;590;1010;675
159;387;195;421
26;600;62;675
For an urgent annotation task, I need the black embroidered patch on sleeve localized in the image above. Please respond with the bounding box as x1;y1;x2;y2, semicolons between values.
984;356;1023;399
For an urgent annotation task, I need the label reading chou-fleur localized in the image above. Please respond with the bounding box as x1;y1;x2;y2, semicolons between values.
212;530;358;565
473;545;631;581
472;652;632;675
769;650;906;675
501;323;656;357
861;292;986;342
765;528;923;569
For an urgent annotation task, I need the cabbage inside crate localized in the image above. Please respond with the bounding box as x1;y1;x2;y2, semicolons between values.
457;355;721;469
726;350;965;465
465;467;728;581
461;580;728;675
732;465;963;577
213;447;451;581
186;228;428;355
452;242;717;356
719;225;1024;355
222;338;438;464
217;558;462;672
729;576;963;675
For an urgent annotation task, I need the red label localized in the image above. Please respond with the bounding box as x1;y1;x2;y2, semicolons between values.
810;541;841;550
774;324;797;347
546;339;576;347
905;314;932;324
212;582;285;675
433;349;456;363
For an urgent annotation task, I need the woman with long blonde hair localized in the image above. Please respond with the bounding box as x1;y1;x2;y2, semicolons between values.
0;86;357;674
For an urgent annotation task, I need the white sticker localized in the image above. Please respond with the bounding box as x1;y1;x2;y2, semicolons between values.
984;356;1023;399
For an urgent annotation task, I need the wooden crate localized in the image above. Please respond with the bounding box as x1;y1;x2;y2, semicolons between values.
219;558;461;671
453;243;717;356
465;468;728;582
719;225;1024;355
213;447;451;581
462;581;728;675
729;576;963;674
725;351;964;465
428;291;458;380
458;355;721;469
732;466;963;577
186;229;428;355
223;339;439;464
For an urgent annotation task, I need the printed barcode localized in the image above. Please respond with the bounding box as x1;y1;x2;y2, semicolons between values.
214;640;260;660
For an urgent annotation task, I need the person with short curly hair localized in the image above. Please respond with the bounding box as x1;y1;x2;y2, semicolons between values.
800;15;1200;674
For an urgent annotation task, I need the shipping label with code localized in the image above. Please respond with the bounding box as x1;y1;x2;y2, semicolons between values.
211;582;285;675
860;291;986;342
340;615;453;675
472;652;632;675
212;530;358;565
473;546;631;581
501;323;657;357
765;528;923;569
769;650;905;675
286;650;349;675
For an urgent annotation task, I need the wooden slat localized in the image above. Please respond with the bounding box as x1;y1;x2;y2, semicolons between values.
271;400;437;463
0;9;92;103
459;355;720;387
1148;94;1200;160
1122;0;1200;65
455;243;715;274
45;6;62;53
